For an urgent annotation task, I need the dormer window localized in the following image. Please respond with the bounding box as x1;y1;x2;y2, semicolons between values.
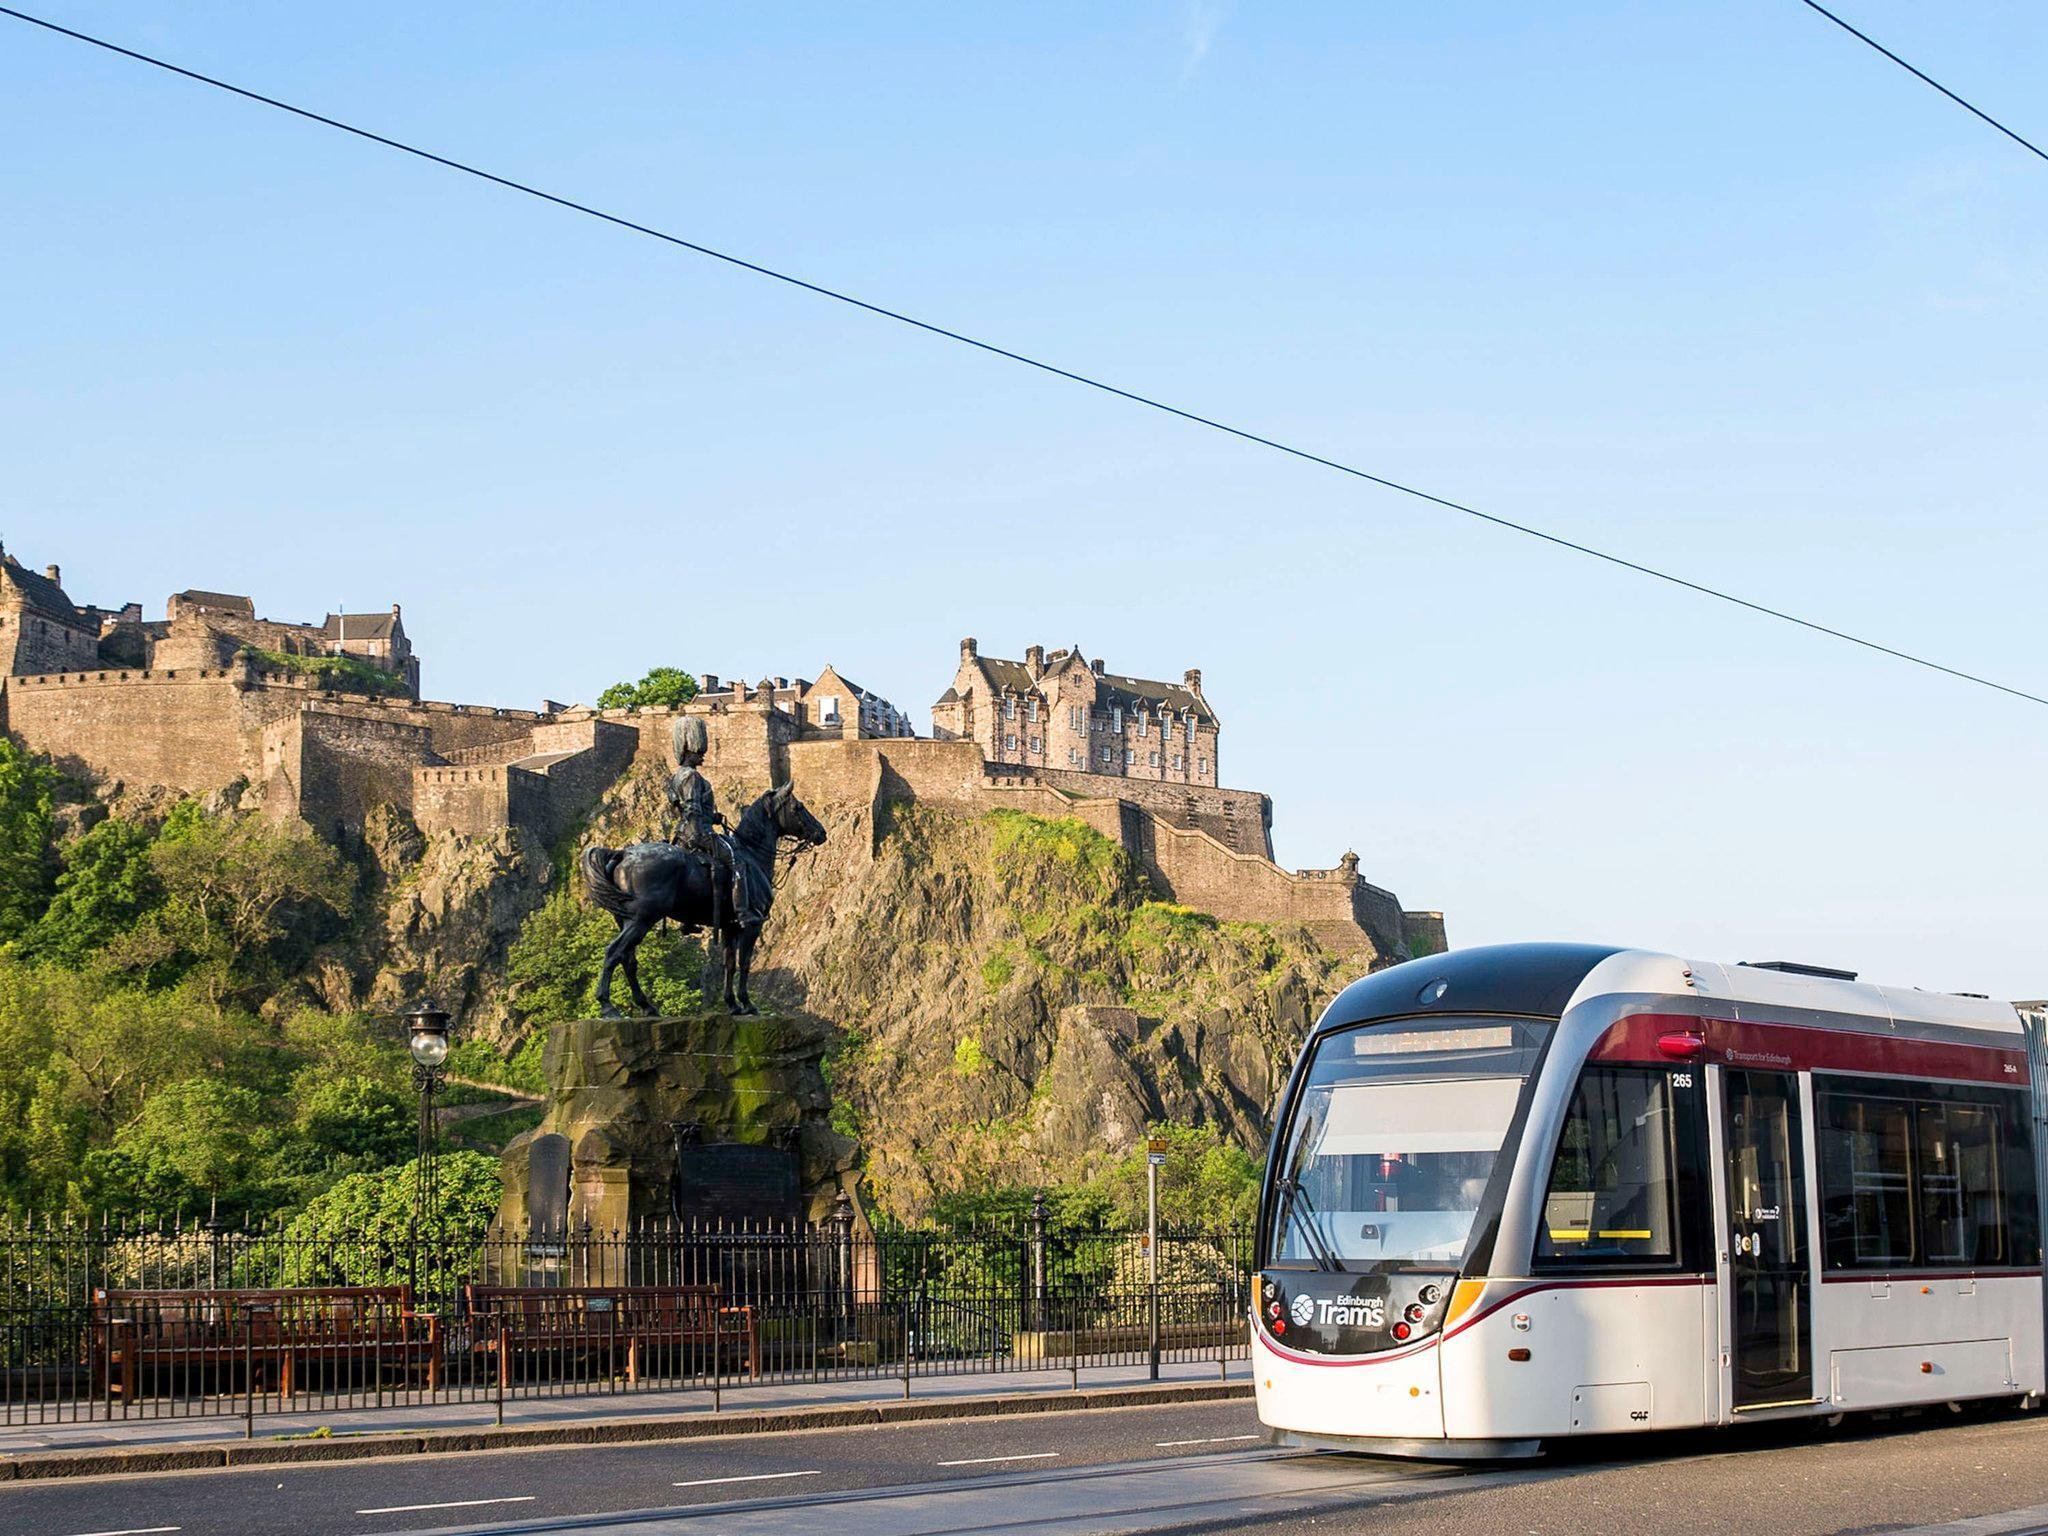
1005;696;1017;720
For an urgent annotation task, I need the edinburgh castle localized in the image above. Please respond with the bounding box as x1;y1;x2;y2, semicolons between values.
0;544;1442;960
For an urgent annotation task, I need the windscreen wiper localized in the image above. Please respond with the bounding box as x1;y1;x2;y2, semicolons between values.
1281;1176;1343;1273
1271;1110;1342;1272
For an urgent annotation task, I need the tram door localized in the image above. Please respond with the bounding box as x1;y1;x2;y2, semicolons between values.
1722;1070;1813;1409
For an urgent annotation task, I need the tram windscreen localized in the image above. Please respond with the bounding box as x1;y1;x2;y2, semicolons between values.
1269;1017;1551;1270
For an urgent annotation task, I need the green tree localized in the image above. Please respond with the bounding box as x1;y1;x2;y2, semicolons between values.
17;816;161;965
0;738;57;940
596;666;699;711
505;885;704;1024
113;812;356;997
278;1151;504;1289
86;1078;274;1216
291;1072;414;1165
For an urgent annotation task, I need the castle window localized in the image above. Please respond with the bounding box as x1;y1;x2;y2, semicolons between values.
1004;696;1016;720
1111;706;1122;733
1070;706;1083;730
1136;712;1147;737
1005;734;1017;752
1068;748;1081;766
1098;746;1111;765
1029;735;1042;753
1124;749;1134;767
1027;699;1038;723
1198;757;1208;777
1149;750;1160;768
1172;753;1183;771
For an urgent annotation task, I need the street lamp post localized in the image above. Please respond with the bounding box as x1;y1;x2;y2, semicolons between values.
403;1001;452;1304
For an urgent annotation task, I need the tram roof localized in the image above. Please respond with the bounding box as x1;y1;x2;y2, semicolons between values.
1319;942;2024;1037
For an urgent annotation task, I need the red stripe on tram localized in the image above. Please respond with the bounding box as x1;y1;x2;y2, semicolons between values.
1589;1013;2026;1086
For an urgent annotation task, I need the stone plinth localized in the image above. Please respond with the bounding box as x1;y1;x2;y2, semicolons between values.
498;1008;854;1230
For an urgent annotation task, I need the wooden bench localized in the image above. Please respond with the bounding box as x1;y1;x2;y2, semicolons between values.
467;1284;759;1385
92;1287;440;1401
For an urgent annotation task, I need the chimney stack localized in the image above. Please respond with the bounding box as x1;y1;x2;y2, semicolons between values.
701;674;720;694
1024;644;1045;677
960;637;978;663
1090;657;1105;676
44;564;59;586
1183;667;1202;694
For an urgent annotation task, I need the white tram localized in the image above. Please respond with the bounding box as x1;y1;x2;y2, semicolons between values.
1253;943;2048;1457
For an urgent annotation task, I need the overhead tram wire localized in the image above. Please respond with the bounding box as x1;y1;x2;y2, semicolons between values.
4;5;2046;713
1797;0;2048;165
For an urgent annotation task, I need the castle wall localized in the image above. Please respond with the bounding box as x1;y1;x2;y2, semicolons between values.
414;763;513;838
588;701;796;803
515;718;640;846
787;738;1416;960
1032;768;1270;858
5;669;265;790
289;706;437;838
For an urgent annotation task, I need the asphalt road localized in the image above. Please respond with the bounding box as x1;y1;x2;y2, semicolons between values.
10;1398;2048;1536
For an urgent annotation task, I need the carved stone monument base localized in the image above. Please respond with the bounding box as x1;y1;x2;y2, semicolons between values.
498;1007;856;1231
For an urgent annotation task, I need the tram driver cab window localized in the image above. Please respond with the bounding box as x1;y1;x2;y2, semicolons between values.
1536;1068;1683;1267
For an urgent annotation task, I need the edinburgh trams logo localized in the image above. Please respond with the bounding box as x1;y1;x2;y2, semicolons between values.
1292;1293;1386;1329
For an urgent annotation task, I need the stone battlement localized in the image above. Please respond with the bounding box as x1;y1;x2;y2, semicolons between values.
785;736;1434;960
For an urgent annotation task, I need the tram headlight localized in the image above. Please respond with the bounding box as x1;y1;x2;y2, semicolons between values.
1418;1284;1441;1306
1404;1303;1425;1325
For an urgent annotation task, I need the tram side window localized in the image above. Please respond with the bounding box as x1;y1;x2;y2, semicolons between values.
1817;1096;1914;1266
1535;1068;1679;1266
1818;1085;2035;1270
1918;1103;2001;1266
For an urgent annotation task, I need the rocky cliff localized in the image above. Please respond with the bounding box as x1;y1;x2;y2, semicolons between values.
302;760;1383;1220
742;802;1379;1216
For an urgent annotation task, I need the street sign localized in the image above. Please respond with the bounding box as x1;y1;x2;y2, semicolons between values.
1146;1152;1167;1167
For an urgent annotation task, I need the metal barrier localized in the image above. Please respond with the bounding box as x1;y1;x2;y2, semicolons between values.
0;1215;1252;1427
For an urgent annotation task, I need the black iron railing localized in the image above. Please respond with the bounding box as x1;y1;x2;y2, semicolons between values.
0;1214;1253;1427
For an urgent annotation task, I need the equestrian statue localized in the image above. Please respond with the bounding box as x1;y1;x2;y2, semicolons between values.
581;717;827;1017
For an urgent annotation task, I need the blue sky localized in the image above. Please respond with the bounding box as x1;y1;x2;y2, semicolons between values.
3;2;2043;997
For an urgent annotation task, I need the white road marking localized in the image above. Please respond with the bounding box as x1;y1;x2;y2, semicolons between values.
1156;1434;1263;1447
937;1452;1061;1466
64;1528;181;1536
672;1470;823;1489
354;1496;536;1514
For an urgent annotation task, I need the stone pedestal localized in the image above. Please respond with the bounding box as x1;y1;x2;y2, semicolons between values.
498;1008;856;1231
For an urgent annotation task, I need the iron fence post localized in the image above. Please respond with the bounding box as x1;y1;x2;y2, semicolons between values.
242;1307;254;1440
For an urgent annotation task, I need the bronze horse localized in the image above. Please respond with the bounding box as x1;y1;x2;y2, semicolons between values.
581;783;826;1017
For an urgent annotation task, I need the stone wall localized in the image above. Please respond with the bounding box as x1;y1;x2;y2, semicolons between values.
413;762;512;838
786;737;1428;960
1032;766;1270;858
4;667;268;790
287;706;438;839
